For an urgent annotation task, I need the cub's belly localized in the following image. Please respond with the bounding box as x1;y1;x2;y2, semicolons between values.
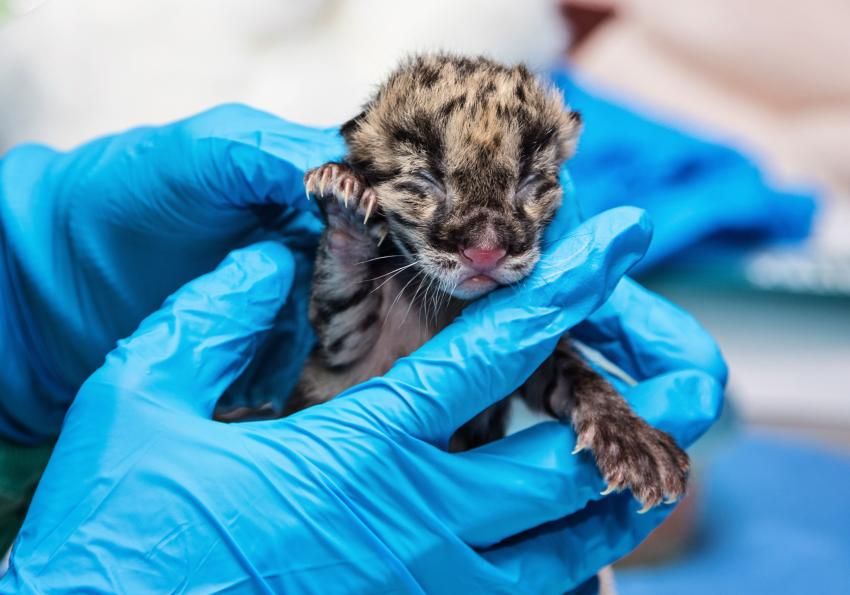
307;277;441;400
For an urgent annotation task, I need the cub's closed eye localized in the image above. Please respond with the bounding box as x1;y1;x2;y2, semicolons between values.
414;171;445;192
518;174;540;192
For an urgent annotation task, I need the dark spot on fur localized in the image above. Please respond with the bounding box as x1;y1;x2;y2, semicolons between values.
514;82;527;103
388;211;423;230
389;226;422;257
417;65;441;88
520;121;557;160
452;56;480;77
515;64;533;83
326;334;347;354
358;311;379;333
392;180;430;198
369;166;403;185
390;112;445;163
348;157;401;186
439;95;466;118
534;179;558;199
316;284;372;320
475;80;497;103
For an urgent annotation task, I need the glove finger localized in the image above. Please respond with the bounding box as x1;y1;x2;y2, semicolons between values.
571;277;728;385
433;423;604;548
480;491;673;594
173;104;346;212
86;242;294;418
332;206;652;444
623;369;723;448
433;370;720;547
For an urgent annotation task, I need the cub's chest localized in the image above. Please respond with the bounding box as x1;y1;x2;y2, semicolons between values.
349;275;445;380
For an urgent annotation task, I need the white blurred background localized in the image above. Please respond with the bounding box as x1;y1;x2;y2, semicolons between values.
0;0;566;148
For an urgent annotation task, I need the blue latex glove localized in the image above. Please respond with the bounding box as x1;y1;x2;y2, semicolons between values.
1;208;724;593
0;104;346;444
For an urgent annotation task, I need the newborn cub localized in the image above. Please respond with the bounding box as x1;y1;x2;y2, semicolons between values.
289;54;688;509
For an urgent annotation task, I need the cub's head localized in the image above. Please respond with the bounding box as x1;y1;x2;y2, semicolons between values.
343;54;581;299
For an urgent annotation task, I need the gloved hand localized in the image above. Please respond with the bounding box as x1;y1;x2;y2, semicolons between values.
1;207;724;593
0;104;346;443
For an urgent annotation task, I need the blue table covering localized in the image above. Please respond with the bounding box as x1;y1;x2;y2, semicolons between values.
618;432;850;595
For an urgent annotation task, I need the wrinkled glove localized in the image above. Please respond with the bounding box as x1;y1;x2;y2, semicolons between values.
1;207;724;593
0;104;346;443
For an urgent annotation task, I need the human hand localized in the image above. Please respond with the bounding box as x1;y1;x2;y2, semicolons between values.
0;104;345;442
1;207;723;593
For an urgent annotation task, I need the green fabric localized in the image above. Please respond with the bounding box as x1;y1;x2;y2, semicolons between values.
0;438;52;552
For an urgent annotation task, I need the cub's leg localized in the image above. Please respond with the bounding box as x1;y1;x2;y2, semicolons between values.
525;339;690;510
449;399;512;452
286;163;387;413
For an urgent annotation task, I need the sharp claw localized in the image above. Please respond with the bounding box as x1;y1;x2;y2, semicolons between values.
344;193;349;209
663;496;678;505
363;200;374;224
600;485;617;496
637;503;653;514
571;443;586;455
377;229;388;246
305;187;312;201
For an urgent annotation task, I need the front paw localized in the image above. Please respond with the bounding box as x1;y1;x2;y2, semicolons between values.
305;163;388;248
576;415;690;511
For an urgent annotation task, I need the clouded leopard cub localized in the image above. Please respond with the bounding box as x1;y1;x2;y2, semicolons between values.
289;54;689;510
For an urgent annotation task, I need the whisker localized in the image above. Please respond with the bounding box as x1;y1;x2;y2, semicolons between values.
384;269;423;327
420;274;437;328
402;272;430;326
368;261;420;294
355;254;406;266
430;275;444;327
423;282;432;328
367;260;419;283
425;279;443;324
431;281;442;327
445;280;460;319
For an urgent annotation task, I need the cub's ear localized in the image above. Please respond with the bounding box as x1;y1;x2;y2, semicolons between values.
560;109;583;159
340;110;368;141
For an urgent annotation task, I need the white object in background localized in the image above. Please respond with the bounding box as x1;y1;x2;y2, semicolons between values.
0;0;567;150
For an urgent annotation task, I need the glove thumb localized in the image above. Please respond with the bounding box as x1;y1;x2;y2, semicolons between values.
83;242;294;418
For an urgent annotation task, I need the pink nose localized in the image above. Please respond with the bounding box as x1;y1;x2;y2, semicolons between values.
461;246;507;270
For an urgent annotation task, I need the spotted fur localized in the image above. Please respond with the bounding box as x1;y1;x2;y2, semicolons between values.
287;54;689;513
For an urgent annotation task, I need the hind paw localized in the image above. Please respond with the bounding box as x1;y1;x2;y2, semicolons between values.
577;414;690;511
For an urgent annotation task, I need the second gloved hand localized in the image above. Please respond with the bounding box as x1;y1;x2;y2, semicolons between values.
0;105;345;442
